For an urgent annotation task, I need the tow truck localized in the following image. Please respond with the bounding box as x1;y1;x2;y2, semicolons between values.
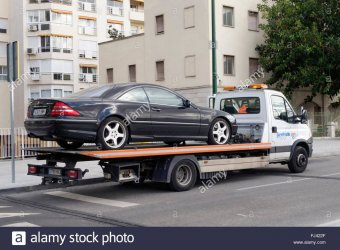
26;84;312;192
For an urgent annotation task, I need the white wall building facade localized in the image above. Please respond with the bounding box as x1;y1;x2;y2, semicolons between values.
99;0;267;105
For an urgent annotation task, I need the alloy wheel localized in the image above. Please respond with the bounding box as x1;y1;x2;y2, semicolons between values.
212;120;230;144
103;121;127;149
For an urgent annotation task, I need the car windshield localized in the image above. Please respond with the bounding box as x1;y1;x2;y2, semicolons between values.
67;85;114;98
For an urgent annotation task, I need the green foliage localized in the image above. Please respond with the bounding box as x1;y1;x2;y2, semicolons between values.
108;25;125;40
256;0;340;101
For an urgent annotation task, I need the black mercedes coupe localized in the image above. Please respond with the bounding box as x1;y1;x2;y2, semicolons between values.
25;83;237;150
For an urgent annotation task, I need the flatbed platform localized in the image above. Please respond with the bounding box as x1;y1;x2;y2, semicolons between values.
25;143;271;160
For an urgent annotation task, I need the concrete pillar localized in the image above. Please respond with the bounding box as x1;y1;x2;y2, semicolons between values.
327;122;336;138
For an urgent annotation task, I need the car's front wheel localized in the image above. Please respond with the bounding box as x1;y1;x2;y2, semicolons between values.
207;118;231;145
97;117;129;150
56;140;84;150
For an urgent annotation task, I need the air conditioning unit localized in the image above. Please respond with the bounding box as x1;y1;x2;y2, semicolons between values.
29;25;39;32
31;74;40;81
27;48;38;55
79;74;85;81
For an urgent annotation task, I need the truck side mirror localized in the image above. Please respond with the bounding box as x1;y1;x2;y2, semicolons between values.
300;107;308;124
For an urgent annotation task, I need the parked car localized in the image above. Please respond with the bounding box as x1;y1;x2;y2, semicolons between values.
25;83;237;150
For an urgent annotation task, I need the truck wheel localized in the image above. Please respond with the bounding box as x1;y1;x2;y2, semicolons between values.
97;117;129;150
169;160;197;192
288;146;308;173
208;118;231;145
56;140;84;150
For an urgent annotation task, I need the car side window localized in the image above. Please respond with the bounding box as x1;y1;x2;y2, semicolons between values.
271;95;295;123
118;88;149;103
144;87;184;106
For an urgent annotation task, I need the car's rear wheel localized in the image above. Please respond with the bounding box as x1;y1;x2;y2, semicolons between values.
56;140;84;150
207;118;231;145
97;117;129;150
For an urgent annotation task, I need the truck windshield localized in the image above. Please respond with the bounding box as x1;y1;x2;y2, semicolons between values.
220;97;260;114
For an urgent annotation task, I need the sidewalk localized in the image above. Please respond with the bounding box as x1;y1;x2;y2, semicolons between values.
0;139;339;191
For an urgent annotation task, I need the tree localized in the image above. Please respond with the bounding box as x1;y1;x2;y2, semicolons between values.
256;0;340;102
108;25;125;40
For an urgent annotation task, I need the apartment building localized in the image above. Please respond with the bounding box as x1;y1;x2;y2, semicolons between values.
0;0;10;128
99;0;337;133
0;0;144;128
99;0;266;106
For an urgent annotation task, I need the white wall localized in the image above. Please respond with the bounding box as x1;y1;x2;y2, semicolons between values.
216;0;266;87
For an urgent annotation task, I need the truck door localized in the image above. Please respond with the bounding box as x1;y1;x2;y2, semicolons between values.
270;95;297;161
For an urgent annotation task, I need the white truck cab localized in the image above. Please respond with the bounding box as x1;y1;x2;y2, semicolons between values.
211;84;313;173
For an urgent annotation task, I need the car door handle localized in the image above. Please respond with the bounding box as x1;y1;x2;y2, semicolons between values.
272;127;278;133
152;107;162;112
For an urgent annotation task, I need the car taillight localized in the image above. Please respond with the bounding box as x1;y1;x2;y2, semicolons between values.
28;165;38;174
50;102;80;117
67;170;78;179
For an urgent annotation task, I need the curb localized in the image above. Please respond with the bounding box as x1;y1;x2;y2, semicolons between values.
0;177;106;195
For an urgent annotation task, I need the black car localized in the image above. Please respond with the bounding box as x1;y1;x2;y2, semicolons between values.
25;83;237;150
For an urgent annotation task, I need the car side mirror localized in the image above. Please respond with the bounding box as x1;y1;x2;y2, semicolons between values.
184;100;191;108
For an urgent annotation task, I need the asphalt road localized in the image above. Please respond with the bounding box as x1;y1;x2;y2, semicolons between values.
1;155;340;227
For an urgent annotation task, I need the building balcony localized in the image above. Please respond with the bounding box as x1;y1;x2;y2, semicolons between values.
29;72;74;84
27;47;73;55
79;74;98;83
78;2;96;12
130;8;144;22
78;26;97;36
107;6;124;17
27;23;73;35
79;50;97;59
29;0;72;5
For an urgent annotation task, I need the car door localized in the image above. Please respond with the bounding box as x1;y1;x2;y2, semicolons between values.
116;87;152;140
143;87;200;139
270;95;297;161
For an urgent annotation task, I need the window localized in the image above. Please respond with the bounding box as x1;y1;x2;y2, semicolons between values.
41;89;51;98
118;88;148;103
53;89;63;98
248;11;259;31
184;6;195;29
0;42;6;57
249;58;260;76
64;91;73;97
129;65;136;82
221;97;261;115
30;92;40;99
185;56;196;77
224;55;234;75
0;18;8;33
223;6;234;27
41;36;51;52
271;96;295;123
79;40;97;58
156;61;165;81
156;15;164;34
144;87;184;107
0;66;7;80
107;68;114;83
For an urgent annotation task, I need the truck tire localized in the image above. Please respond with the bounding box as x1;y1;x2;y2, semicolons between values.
169;160;197;192
288;146;308;173
56;140;84;150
